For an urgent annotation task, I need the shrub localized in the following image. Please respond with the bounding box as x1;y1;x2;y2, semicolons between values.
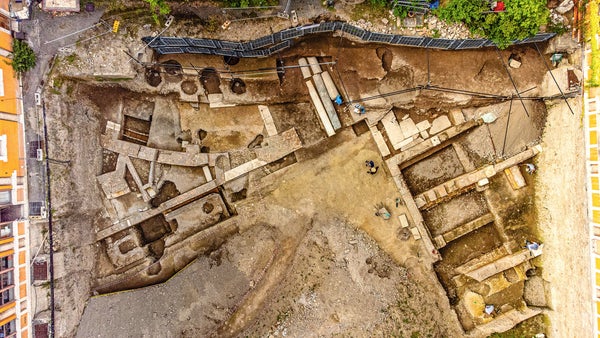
436;0;487;26
143;0;170;24
436;0;549;48
8;39;36;73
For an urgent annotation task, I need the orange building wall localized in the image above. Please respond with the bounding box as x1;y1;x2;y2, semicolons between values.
18;284;25;298
0;56;17;115
0;119;19;178
0;30;11;53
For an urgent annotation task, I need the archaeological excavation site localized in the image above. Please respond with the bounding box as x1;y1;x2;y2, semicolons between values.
33;18;586;338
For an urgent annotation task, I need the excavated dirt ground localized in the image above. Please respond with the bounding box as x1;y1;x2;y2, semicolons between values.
33;7;589;337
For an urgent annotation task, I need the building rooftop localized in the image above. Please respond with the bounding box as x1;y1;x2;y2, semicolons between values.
42;0;80;12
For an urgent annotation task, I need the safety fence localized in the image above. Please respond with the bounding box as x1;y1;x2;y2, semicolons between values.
142;21;555;57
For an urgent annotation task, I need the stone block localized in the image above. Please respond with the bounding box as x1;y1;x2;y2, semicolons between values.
371;129;391;157
431;135;441;146
415;196;426;208
434;186;448;198
410;227;421;240
433;235;446;248
420;130;429;139
444;181;457;193
425;190;437;203
306;56;322;74
484;165;496;178
398;214;410;228
400;137;424;152
298;58;312;79
395;136;413;150
416;120;431;131
430;115;451;135
509;58;522;69
449;110;465;125
400;118;419;138
455;177;470;189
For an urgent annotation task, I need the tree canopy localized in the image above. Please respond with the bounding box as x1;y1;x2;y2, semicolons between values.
143;0;170;24
9;39;36;73
437;0;549;48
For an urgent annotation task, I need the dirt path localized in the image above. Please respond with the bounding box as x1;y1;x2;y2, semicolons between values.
535;98;593;336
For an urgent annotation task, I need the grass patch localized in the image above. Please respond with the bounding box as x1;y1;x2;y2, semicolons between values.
50;76;64;94
489;314;548;337
350;2;388;21
65;53;78;64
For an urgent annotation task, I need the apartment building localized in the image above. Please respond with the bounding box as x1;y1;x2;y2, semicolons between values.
0;0;30;337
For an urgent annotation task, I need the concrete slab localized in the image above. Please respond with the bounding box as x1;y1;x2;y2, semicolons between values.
504;166;526;189
202;166;213;181
449;109;465;125
312;74;342;130
399;118;419;138
398;214;410;228
430;115;452;135
396;136;414;149
305;80;335;137
434;186;447;198
43;0;80;11
465;249;534;282
258;105;278;136
224;159;267;182
254;128;303;163
381;110;405;150
298;58;311;79
425;190;437;203
321;71;340;100
96;154;130;199
306;56;322;74
416;120;431;132
400;137;424;152
370;127;391;157
410;227;421;240
96;180;219;240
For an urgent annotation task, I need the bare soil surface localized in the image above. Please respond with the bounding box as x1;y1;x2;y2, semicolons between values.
31;6;588;336
403;145;466;195
77;132;463;338
534;98;593;337
423;191;489;236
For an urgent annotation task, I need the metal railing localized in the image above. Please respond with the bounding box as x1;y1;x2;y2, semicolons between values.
142;21;555;57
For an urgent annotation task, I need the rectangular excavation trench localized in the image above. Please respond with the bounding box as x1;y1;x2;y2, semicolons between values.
402;145;466;196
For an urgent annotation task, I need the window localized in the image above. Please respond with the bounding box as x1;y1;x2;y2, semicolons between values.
0;270;13;289
0;287;14;305
0;256;12;271
0;319;16;338
0;223;11;239
0;192;9;205
0;135;6;162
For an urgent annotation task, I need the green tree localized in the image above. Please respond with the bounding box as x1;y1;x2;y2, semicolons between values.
8;39;36;73
436;0;487;26
484;0;549;48
436;0;549;48
144;0;170;24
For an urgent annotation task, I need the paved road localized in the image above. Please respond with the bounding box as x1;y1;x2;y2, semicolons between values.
20;7;104;207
